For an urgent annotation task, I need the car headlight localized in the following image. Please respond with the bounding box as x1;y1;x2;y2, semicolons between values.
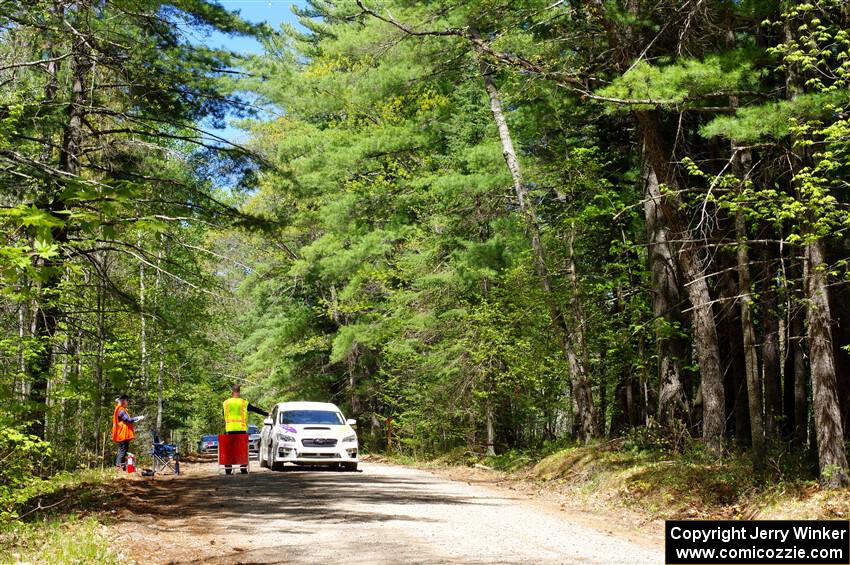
342;434;357;443
277;433;295;442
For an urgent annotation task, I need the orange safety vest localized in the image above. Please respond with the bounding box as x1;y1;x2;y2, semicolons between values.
112;404;135;442
223;397;248;432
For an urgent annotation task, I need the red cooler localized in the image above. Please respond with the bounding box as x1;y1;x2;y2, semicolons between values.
218;433;249;473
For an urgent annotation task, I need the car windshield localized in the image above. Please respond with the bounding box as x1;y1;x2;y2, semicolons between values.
201;435;217;442
280;410;344;425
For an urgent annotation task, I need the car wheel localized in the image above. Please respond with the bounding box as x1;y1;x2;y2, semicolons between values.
342;462;358;472
258;444;268;468
268;443;285;471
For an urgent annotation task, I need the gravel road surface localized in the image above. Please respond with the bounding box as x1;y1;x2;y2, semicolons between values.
117;461;663;565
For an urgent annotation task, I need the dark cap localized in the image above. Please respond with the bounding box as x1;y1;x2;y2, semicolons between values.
118;394;130;401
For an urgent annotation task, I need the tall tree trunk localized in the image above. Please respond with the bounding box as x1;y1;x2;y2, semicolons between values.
154;236;165;431
471;30;595;441
717;259;749;446
761;253;782;439
782;310;795;440
94;252;105;455
736;209;766;471
27;1;91;438
597;347;607;437
156;343;165;431
485;402;496;456
585;0;722;447
140;239;149;402
640;125;725;455
58;329;73;447
783;7;847;483
17;302;27;401
790;298;809;446
828;283;850;439
39;0;65;163
805;238;849;486
729;140;766;469
644;168;688;426
565;224;595;438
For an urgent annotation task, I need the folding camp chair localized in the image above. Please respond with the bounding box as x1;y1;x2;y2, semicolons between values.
151;431;180;476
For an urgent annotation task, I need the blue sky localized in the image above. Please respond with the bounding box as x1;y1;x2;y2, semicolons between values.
213;0;306;53
200;0;308;142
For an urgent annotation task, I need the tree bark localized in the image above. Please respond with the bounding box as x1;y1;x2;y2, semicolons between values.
17;302;27;401
485;402;496;456
728;139;765;468
154;236;166;431
156;343;165;431
586;0;723;450
638;112;725;455
140;237;149;402
761;254;782;439
27;1;90;439
717;262;749;446
790;299;809;446
94;251;105;455
644;168;688;426
805;237;849;487
783;7;847;483
471;30;595;441
736;209;766;471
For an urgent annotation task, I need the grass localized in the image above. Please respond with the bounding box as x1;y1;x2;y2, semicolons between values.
0;516;119;565
509;439;843;521
376;447;481;468
0;469;121;565
384;433;850;522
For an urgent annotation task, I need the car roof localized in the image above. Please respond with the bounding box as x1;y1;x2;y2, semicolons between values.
274;401;341;412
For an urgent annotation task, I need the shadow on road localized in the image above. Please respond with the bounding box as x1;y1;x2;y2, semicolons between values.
121;466;502;527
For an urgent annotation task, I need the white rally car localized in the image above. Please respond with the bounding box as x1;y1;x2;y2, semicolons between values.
258;401;359;471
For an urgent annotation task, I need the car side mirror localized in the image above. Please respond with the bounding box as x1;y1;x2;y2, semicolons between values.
346;419;357;427
263;418;273;426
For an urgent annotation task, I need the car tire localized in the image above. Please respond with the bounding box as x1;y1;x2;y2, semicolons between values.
271;461;286;472
258;445;268;468
342;462;358;472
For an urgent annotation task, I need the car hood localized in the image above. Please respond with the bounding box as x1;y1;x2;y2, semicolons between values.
276;423;355;438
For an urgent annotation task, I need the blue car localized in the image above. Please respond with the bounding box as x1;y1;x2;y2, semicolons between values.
198;434;219;453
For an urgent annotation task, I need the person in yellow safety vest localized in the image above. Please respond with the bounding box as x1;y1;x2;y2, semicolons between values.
112;394;145;470
222;383;266;474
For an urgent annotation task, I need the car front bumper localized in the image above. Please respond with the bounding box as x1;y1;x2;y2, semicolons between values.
273;442;358;464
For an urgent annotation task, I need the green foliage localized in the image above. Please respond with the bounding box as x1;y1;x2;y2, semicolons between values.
3;0;850;537
530;441;821;520
0;426;51;523
701;91;849;141
1;516;118;564
0;0;265;538
598;52;762;109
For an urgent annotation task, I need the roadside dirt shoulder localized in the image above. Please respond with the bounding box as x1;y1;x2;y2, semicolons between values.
366;455;664;550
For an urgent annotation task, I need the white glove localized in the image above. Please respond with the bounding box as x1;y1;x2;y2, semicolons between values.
135;415;146;422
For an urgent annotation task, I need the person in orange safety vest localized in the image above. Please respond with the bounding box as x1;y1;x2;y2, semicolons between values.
112;394;145;470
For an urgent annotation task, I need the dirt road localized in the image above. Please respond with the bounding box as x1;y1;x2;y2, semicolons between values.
116;461;663;565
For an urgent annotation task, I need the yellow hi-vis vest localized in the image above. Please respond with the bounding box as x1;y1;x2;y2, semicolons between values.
223;397;248;432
